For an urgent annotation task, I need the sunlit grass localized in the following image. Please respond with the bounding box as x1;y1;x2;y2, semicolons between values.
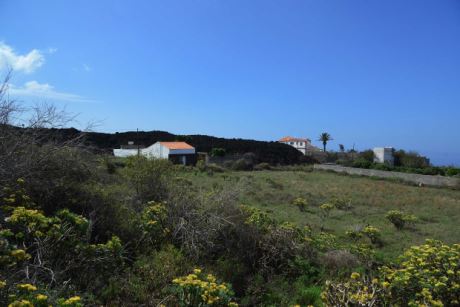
187;170;460;259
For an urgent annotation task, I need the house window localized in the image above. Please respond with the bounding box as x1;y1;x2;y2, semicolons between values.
290;142;294;145
300;142;303;146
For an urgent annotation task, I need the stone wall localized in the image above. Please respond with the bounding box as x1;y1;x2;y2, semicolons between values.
314;164;460;189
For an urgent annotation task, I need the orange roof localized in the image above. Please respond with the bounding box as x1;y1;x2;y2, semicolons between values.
279;136;310;142
159;142;194;150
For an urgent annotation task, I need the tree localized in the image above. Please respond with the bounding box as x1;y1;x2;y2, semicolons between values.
318;132;333;152
339;144;345;152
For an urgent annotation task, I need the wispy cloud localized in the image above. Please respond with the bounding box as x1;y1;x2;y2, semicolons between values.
47;47;58;54
10;81;98;103
0;42;45;74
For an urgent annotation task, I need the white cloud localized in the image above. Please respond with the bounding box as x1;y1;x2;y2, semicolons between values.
10;80;98;103
0;42;45;74
47;47;58;54
82;63;91;72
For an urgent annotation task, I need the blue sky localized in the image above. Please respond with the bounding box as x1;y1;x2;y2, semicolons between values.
1;0;459;165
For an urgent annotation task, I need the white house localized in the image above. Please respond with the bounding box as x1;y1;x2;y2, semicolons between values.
373;147;394;165
113;141;145;157
113;141;196;165
278;136;319;155
142;142;196;165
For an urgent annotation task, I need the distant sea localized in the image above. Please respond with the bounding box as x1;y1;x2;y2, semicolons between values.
423;152;460;167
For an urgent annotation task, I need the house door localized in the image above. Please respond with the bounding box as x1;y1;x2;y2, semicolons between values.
181;155;186;165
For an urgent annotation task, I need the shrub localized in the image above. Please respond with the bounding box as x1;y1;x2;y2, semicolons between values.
294;285;323;306
321;250;360;275
323;240;460;306
385;210;417;230
322;272;385;306
210;147;226;157
394;150;430;168
331;197;353;210
206;163;226;173
345;228;363;242
253;162;272;171
362;226;382;246
292;197;308;212
101;244;191;305
319;203;334;219
122;156;175;203
140;201;169;246
171;269;238;306
232;159;253;171
380;239;460;306
352;158;372;169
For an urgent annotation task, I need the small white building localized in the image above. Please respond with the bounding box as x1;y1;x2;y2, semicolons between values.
143;142;196;165
113;141;145;157
278;136;319;155
373;147;394;165
113;141;196;165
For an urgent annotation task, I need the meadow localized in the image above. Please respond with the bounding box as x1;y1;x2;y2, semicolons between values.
187;169;460;259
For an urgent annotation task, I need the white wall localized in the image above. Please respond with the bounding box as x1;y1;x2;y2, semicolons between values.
142;142;170;159
113;149;139;157
373;147;394;165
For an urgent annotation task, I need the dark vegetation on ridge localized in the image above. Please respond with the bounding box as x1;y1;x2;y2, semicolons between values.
12;126;306;165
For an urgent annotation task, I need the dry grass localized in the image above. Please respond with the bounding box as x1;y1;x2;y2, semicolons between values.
186;170;460;259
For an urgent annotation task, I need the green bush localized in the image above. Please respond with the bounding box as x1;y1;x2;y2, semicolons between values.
210;147;226;157
232;158;253;171
292;197;308;212
122;156;175;203
254;162;272;171
386;210;417;230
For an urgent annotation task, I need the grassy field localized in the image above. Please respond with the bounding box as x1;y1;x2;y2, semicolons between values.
186;169;460;259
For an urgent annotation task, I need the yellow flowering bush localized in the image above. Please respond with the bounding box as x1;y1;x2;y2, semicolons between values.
380;239;460;306
292;198;308;212
172;268;238;306
330;197;353;210
319;203;334;219
346;229;363;242
322;272;385;306
362;226;382;246
311;232;339;251
5;282;82;307
240;205;275;232
386;210;417;230
140;201;169;244
323;240;460;306
1;179;34;210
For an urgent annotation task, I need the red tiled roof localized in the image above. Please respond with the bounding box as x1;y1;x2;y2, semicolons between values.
279;136;310;142
159;142;194;150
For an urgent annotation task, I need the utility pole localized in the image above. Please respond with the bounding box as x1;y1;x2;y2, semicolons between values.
137;128;140;157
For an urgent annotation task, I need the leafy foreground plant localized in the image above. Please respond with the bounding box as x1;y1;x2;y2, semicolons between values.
322;239;460;306
171;269;238;306
386;210;417;230
0;179;124;306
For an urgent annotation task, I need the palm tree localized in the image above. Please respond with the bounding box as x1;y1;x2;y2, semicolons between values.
318;132;333;152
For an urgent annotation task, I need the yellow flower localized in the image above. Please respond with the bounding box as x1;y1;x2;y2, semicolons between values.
36;294;48;301
350;272;360;280
0;280;6;289
63;296;81;305
193;268;202;274
16;284;37;292
10;249;31;261
8;299;33;307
